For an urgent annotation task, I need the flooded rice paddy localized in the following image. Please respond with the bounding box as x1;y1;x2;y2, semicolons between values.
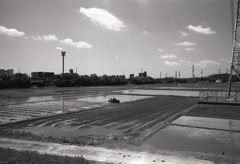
115;89;199;97
0;94;151;124
172;115;240;131
1;88;240;160
144;115;240;156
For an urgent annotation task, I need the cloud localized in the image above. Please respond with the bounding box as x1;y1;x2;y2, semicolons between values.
180;59;219;68
60;38;92;49
175;41;197;46
32;35;58;41
179;31;188;37
199;60;219;66
180;60;193;67
79;7;125;31
164;61;180;66
219;58;230;63
188;25;216;35
185;48;195;51
159;54;177;59
158;49;164;52
56;47;64;51
143;31;152;35
0;25;25;37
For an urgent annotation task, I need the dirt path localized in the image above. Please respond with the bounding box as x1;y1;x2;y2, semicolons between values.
0;138;214;164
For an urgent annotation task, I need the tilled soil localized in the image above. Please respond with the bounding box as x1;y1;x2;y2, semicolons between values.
1;96;198;147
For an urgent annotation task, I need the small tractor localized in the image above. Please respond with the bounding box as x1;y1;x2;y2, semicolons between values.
108;97;120;103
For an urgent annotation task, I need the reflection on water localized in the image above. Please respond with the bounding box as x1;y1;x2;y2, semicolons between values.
0;94;151;124
78;94;152;102
172;116;240;131
0;96;54;106
144;125;240;156
115;90;199;97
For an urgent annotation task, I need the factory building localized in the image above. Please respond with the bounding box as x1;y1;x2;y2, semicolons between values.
0;69;14;76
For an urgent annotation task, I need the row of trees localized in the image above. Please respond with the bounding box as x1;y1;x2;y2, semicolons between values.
0;73;32;89
1;73;239;89
51;74;159;87
0;73;156;88
51;73;128;87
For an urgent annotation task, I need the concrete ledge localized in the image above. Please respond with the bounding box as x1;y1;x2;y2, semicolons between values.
198;101;240;106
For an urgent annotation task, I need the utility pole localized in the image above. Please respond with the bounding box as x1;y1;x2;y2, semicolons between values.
61;51;66;74
192;65;195;78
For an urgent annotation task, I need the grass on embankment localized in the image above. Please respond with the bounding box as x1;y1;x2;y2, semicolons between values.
0;147;108;164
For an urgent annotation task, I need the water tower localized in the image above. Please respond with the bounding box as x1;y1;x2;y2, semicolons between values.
61;51;66;74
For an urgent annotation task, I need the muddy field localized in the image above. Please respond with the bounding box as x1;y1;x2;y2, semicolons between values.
0;83;240;163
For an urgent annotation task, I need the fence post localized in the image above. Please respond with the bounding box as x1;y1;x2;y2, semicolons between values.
216;92;217;102
226;92;227;103
236;91;238;103
207;92;208;102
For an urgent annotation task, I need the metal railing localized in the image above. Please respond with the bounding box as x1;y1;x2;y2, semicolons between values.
199;90;240;104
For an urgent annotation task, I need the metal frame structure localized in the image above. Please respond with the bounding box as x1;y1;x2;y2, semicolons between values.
228;0;240;98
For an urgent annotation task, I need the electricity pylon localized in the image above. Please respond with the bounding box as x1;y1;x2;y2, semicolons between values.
228;0;240;99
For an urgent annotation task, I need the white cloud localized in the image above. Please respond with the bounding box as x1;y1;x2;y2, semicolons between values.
185;48;195;51
56;47;64;51
179;31;188;37
159;54;177;59
175;41;197;46
188;25;216;35
180;60;193;67
158;49;164;52
0;25;25;37
199;60;219;66
79;7;125;31
164;61;180;66
180;59;219;68
219;58;230;63
32;35;58;41
60;38;92;49
143;31;151;35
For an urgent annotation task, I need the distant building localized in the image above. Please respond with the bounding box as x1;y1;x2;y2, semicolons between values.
216;79;222;83
129;74;134;78
0;69;14;76
31;72;54;80
69;69;73;74
139;71;147;77
31;72;54;87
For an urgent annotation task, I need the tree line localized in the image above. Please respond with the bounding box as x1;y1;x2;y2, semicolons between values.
0;73;156;88
0;72;239;89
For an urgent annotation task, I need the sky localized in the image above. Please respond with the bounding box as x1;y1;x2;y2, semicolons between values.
0;0;237;78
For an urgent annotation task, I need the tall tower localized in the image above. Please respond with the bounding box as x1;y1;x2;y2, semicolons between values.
179;71;180;78
192;65;195;78
228;0;240;98
201;69;203;78
61;51;66;74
